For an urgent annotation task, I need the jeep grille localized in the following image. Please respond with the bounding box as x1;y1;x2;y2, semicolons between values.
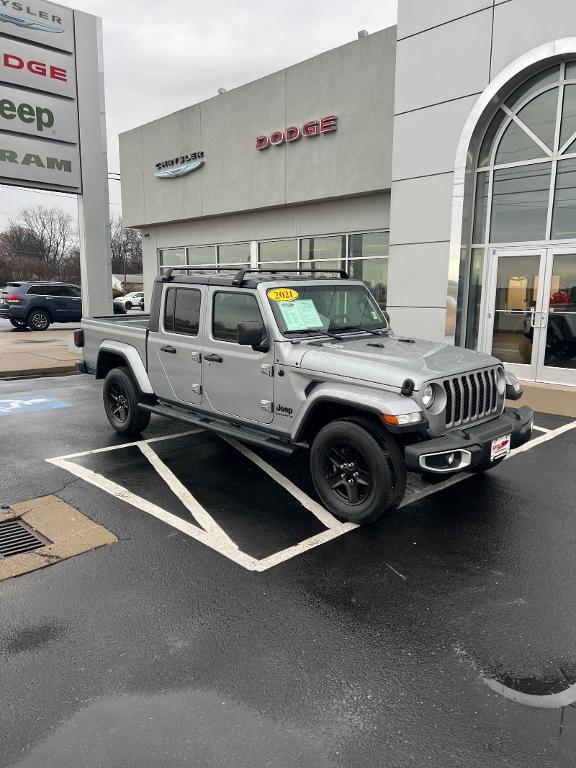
442;367;503;430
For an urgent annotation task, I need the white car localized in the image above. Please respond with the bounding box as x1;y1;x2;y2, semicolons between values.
116;292;144;310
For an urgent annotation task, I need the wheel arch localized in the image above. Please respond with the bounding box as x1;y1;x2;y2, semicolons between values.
291;383;423;443
96;341;154;395
26;305;53;322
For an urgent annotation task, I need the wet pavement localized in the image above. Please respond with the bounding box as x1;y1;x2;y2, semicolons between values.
0;375;576;767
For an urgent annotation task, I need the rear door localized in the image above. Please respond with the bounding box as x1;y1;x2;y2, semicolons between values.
147;285;204;406
202;289;274;424
60;285;82;320
43;285;69;320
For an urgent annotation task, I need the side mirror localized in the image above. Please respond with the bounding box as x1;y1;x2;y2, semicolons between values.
237;321;268;350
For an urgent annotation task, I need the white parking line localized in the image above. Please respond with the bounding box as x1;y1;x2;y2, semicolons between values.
138;441;238;548
223;437;346;531
46;419;576;572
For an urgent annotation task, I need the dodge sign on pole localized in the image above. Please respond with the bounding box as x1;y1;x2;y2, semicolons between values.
0;0;113;315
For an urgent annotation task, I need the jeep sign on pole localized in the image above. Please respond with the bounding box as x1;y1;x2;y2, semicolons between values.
0;0;113;316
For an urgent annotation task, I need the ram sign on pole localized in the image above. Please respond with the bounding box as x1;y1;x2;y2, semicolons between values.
0;0;113;315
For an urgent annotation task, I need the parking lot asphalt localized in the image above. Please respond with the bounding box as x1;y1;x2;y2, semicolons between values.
1;375;576;768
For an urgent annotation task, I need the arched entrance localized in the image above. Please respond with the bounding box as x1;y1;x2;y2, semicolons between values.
453;44;576;386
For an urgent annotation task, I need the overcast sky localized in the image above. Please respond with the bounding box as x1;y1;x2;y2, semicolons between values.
0;0;397;229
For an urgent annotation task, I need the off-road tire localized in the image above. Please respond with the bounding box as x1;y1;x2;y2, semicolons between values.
27;309;51;331
103;366;151;435
310;418;407;524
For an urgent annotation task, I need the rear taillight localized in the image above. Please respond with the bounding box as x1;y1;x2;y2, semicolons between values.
73;329;84;348
4;295;21;303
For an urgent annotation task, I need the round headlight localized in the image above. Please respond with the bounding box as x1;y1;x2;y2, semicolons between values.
496;368;506;396
422;384;435;408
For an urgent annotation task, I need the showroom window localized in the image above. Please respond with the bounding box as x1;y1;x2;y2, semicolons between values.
466;61;576;347
256;231;389;308
158;231;389;308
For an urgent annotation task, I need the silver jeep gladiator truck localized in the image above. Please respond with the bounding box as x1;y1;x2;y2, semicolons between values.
75;267;533;524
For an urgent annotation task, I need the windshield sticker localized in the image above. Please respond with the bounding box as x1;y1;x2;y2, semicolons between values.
268;288;299;302
277;299;324;331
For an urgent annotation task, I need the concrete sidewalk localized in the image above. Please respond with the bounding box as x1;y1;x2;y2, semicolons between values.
0;328;80;378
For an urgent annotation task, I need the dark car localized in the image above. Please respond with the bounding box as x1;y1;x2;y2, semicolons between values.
0;281;82;331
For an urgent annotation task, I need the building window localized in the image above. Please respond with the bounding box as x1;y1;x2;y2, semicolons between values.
159;248;186;268
218;243;250;266
187;246;216;266
465;61;576;348
158;230;389;309
258;240;298;272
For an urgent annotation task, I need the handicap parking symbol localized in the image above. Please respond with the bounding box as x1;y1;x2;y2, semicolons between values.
0;396;72;416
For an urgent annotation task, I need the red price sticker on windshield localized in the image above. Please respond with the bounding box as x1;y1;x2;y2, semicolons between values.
268;288;299;302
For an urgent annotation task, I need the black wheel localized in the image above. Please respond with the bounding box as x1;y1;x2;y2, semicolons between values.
27;309;51;331
310;419;407;524
103;367;151;435
474;457;506;473
125;301;132;311
9;319;26;328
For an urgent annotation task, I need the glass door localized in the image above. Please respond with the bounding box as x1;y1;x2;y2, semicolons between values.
482;248;548;380
536;248;576;385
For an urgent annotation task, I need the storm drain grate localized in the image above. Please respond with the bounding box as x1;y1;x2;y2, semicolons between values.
0;520;48;558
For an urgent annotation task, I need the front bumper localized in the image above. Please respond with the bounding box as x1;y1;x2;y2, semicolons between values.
405;406;534;475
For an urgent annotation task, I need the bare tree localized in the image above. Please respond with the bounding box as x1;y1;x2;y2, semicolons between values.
0;223;44;282
110;214;142;283
20;205;78;281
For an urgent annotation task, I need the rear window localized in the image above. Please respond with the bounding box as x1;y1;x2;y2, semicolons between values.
164;288;201;336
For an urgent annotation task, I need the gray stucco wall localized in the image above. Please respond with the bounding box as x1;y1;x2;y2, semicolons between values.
120;27;396;228
389;0;576;342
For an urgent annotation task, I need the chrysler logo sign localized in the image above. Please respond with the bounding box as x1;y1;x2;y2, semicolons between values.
0;6;64;34
154;151;204;179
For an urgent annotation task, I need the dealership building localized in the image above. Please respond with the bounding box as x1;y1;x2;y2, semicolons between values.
120;0;576;388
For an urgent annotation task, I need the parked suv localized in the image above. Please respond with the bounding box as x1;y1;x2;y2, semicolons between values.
0;281;82;330
115;291;144;311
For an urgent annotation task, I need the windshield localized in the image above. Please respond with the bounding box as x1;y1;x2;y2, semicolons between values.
267;284;388;336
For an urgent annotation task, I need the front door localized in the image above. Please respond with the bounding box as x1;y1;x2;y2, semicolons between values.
147;285;204;405
483;247;576;385
537;248;576;385
203;289;274;424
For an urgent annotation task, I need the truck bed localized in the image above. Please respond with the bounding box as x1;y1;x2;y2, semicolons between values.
81;315;150;372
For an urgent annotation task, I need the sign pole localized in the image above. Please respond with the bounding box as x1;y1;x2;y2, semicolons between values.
75;11;112;317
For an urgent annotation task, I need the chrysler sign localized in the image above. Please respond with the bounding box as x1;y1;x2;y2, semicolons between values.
154;151;204;179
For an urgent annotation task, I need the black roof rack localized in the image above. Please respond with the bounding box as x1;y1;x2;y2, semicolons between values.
232;267;349;287
162;266;237;281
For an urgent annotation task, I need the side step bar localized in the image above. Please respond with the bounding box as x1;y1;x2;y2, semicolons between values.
138;402;306;456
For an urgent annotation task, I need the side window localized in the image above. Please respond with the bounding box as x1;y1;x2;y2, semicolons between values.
27;285;45;295
47;286;65;296
164;289;176;332
213;292;263;343
65;286;82;298
164;288;201;336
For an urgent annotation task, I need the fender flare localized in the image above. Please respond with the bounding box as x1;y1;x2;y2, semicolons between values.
291;382;422;441
96;340;154;395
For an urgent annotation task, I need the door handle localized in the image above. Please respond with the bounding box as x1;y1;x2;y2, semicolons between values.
529;307;537;328
204;353;223;363
161;345;177;354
